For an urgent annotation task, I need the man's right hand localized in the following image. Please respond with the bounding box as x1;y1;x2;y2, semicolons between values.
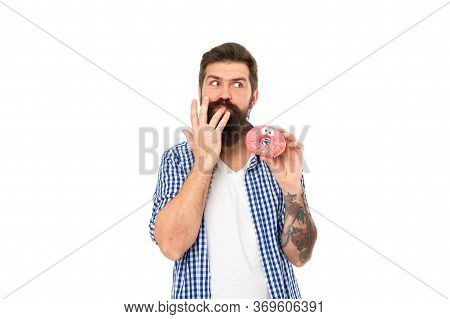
183;96;231;174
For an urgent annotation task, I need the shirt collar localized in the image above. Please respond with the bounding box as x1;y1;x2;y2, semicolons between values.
246;153;261;171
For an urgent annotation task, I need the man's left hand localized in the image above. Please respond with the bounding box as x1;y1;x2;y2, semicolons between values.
261;129;304;194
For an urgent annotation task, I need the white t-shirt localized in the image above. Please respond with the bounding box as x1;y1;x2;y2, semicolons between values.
204;154;271;299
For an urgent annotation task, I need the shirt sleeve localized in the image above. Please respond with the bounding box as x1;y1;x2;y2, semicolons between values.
278;173;307;239
149;148;185;246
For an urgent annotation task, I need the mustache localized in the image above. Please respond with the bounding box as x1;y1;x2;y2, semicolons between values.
207;99;241;113
205;98;253;147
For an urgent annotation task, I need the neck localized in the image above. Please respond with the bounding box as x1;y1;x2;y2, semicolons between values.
220;138;252;172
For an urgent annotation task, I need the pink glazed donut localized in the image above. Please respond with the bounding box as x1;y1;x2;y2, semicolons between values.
245;126;286;158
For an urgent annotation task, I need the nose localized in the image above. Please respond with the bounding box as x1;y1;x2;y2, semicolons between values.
218;85;231;100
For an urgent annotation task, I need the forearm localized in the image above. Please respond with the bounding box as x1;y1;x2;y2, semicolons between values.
154;163;213;260
280;187;317;267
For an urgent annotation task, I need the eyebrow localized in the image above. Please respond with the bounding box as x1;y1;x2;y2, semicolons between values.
206;75;248;82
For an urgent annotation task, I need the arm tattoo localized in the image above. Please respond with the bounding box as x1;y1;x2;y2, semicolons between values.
280;190;317;265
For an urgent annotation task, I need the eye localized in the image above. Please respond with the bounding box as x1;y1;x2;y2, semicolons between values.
232;82;243;88
267;129;275;136
261;126;269;135
210;80;220;87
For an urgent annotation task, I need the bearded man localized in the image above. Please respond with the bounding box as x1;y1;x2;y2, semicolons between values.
149;42;317;299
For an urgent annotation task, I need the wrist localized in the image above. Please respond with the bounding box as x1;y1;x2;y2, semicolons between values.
192;161;215;176
281;184;304;196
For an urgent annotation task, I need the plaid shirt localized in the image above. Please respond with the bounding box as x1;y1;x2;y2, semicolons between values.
149;141;306;299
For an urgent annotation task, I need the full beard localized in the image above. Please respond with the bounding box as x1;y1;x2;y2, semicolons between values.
207;98;254;147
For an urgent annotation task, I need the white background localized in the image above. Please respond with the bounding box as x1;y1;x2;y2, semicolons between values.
0;0;449;318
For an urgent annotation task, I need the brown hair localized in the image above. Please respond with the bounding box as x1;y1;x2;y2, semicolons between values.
199;42;258;94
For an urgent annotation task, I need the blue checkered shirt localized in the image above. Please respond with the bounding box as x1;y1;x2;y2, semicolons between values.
149;141;306;298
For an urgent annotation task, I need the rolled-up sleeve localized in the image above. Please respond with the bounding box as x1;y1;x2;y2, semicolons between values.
149;148;185;246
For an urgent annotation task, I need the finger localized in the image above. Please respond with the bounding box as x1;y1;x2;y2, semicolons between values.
290;142;303;149
190;99;199;131
280;131;303;150
283;132;301;148
199;96;209;125
288;140;304;150
209;107;226;128
282;131;296;141
216;111;231;132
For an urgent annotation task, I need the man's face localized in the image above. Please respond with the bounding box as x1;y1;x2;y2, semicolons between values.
199;62;258;147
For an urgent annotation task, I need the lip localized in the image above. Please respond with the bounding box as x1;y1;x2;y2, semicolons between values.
212;105;230;112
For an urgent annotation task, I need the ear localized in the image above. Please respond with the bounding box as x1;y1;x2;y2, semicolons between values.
250;89;259;111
